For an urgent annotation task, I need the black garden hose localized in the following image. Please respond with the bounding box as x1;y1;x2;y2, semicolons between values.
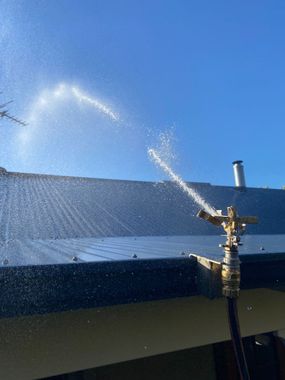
227;297;250;380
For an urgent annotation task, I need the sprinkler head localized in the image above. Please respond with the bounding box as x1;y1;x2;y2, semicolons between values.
197;206;258;246
197;206;258;298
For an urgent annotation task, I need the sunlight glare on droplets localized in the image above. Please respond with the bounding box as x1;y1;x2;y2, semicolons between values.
148;147;217;215
71;86;119;122
16;82;120;158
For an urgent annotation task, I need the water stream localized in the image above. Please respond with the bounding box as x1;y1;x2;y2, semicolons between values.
17;82;120;158
70;86;119;122
148;148;217;215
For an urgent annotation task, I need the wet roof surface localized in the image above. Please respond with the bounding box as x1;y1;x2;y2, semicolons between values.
1;171;285;317
1;171;285;242
1;234;285;267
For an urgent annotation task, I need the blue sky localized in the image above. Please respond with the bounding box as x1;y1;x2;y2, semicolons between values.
1;0;285;188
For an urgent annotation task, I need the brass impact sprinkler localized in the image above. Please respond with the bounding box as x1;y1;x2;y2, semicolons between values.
197;206;258;298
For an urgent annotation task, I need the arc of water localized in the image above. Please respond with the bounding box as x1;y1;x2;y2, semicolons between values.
71;86;119;122
148;148;217;215
17;82;120;156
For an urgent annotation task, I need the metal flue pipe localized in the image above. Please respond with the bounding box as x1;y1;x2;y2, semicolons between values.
233;160;246;188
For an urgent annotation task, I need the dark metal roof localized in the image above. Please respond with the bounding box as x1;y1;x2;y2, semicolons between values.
1;171;285;317
2;234;285;267
1;171;285;241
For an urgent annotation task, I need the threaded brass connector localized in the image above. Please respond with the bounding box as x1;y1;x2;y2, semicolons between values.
222;264;240;298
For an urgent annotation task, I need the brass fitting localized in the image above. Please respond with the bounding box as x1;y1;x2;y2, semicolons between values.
222;250;241;298
197;206;258;299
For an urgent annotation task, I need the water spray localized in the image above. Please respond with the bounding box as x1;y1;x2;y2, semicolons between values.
16;82;120;158
197;206;258;380
71;86;119;122
148;148;216;215
26;83;120;125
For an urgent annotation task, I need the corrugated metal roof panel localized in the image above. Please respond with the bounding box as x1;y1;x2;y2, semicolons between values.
1;234;285;267
1;172;285;317
0;172;285;242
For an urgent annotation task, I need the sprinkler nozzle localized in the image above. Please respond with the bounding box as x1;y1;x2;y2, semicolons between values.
196;209;222;226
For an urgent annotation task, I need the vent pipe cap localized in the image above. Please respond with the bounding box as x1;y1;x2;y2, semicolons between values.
232;161;246;187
